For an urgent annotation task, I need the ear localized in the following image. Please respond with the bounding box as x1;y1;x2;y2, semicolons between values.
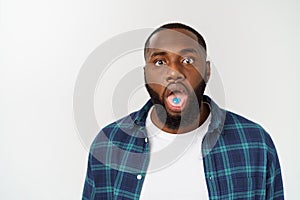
205;61;211;83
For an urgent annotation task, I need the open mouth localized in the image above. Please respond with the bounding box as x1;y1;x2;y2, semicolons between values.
164;84;188;112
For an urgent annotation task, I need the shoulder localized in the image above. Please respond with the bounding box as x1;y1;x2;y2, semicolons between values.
89;108;148;160
91;110;139;145
92;100;152;144
222;111;277;152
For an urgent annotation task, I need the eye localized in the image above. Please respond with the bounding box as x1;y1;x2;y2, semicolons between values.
154;59;166;67
182;57;194;64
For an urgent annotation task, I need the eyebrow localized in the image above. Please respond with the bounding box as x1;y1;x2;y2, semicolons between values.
149;48;198;59
179;48;198;55
150;51;167;58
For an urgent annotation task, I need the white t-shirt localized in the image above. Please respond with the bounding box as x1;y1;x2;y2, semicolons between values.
140;107;211;200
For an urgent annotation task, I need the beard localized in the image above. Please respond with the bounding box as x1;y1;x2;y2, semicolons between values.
145;80;206;130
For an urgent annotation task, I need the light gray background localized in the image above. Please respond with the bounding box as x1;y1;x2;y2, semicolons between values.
1;0;299;199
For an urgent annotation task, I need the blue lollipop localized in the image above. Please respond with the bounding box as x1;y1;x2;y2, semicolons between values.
172;97;181;104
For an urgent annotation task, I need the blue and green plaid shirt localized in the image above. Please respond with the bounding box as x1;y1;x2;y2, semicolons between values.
83;96;284;200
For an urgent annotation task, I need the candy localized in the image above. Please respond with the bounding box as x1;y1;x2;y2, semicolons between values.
172;97;181;104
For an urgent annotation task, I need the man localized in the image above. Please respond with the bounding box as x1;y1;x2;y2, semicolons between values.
83;23;284;199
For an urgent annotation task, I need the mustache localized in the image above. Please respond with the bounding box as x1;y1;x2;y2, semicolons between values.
163;82;188;98
145;81;205;101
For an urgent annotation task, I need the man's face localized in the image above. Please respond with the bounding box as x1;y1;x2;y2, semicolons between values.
144;28;210;131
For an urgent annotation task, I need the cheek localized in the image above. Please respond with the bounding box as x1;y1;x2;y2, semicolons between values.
183;76;205;95
189;67;206;82
191;62;207;76
145;69;165;96
145;67;165;86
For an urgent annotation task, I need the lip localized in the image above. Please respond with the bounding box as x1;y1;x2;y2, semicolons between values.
165;97;186;112
163;83;188;113
164;83;188;96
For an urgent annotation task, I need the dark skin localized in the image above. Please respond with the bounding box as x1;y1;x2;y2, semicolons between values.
144;28;211;134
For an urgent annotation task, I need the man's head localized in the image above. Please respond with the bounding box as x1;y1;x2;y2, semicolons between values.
144;23;211;133
144;23;207;58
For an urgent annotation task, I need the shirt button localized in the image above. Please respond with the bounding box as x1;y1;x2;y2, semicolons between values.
137;174;142;180
144;137;148;143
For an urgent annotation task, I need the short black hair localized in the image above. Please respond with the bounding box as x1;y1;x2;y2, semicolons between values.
144;22;207;58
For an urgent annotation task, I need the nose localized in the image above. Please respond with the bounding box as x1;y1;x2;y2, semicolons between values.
165;62;185;82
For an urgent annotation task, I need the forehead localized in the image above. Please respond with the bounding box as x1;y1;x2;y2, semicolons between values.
147;28;204;56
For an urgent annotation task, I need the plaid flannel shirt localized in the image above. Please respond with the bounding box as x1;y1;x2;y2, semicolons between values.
83;96;284;199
